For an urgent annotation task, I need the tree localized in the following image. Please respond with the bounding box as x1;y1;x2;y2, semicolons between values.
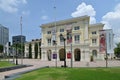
0;44;3;53
34;43;38;59
29;43;32;58
114;42;120;57
12;43;24;58
39;42;41;59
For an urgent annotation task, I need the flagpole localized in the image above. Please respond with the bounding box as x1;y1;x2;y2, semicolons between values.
71;43;73;68
105;30;108;68
54;0;57;68
20;16;23;65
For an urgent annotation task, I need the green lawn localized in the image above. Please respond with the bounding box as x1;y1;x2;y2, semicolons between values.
15;67;120;80
0;61;15;68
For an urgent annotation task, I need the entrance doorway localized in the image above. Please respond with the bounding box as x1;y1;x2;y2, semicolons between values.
59;48;65;61
74;48;81;61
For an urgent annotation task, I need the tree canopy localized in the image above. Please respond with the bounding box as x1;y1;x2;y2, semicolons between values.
29;43;32;58
34;43;38;59
0;44;3;53
114;42;120;57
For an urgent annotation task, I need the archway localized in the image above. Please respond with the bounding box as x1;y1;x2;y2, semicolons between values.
59;48;65;61
47;50;52;61
74;48;81;61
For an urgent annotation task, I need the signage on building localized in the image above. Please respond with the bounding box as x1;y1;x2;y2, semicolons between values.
105;29;114;54
99;30;106;53
66;25;72;44
53;53;57;59
67;52;71;59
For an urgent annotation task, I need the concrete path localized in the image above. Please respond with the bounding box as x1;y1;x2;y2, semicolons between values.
0;59;120;80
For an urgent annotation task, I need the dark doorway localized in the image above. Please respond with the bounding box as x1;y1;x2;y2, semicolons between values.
59;48;65;61
74;48;81;61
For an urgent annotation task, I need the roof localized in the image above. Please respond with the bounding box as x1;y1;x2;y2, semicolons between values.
40;15;90;28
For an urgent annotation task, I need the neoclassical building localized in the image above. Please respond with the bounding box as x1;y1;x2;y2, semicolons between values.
24;39;41;59
40;15;105;62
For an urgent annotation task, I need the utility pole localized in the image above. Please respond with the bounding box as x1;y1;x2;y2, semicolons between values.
20;16;23;65
54;0;57;68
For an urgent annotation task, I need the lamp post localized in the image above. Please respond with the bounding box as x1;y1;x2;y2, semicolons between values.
60;34;66;67
15;43;18;65
53;40;57;67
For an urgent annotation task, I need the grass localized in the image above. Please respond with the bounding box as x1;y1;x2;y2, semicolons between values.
15;67;120;80
0;61;15;68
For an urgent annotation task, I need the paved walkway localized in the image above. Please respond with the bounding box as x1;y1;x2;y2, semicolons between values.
0;59;120;80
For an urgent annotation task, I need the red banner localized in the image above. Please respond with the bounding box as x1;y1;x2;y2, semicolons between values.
67;53;71;59
99;30;106;53
66;29;72;44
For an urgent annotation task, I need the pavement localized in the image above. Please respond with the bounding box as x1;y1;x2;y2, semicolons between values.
0;59;120;80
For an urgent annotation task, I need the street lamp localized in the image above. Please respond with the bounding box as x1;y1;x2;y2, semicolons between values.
53;40;57;67
15;43;18;65
60;34;66;67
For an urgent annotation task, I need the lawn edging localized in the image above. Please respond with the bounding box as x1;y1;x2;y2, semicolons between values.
5;66;49;80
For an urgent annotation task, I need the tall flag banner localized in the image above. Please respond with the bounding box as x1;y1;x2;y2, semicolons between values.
105;29;114;54
66;25;72;44
52;27;56;45
99;30;106;53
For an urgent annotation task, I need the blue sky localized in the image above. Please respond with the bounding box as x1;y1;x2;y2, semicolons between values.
0;0;120;43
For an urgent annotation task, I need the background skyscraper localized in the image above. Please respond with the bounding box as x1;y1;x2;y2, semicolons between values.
12;35;26;45
0;24;9;46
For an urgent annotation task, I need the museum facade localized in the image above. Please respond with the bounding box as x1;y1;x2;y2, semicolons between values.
40;15;110;62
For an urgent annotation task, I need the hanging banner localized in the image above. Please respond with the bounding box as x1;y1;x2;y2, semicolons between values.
99;30;106;53
67;52;71;59
52;27;56;45
66;25;72;44
53;53;57;59
52;27;56;35
105;29;114;54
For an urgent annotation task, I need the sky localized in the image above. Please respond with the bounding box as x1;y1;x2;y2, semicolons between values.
0;0;120;43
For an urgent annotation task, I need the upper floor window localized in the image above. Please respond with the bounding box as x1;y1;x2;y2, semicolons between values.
60;29;64;32
47;38;51;45
92;39;97;45
47;31;51;34
74;35;80;43
74;26;80;30
92;31;96;34
59;36;64;45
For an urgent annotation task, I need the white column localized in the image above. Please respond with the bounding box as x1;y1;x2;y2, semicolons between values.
57;50;59;61
84;20;89;41
72;50;74;61
85;52;90;61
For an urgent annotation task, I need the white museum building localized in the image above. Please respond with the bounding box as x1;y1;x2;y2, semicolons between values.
40;15;114;62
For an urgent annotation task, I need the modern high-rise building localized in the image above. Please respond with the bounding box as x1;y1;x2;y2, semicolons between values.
12;35;26;44
40;15;114;62
0;24;9;46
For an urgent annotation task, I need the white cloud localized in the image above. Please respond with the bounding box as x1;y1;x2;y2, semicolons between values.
41;15;49;20
22;11;30;15
22;0;27;4
71;2;96;24
102;3;120;43
0;0;27;13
